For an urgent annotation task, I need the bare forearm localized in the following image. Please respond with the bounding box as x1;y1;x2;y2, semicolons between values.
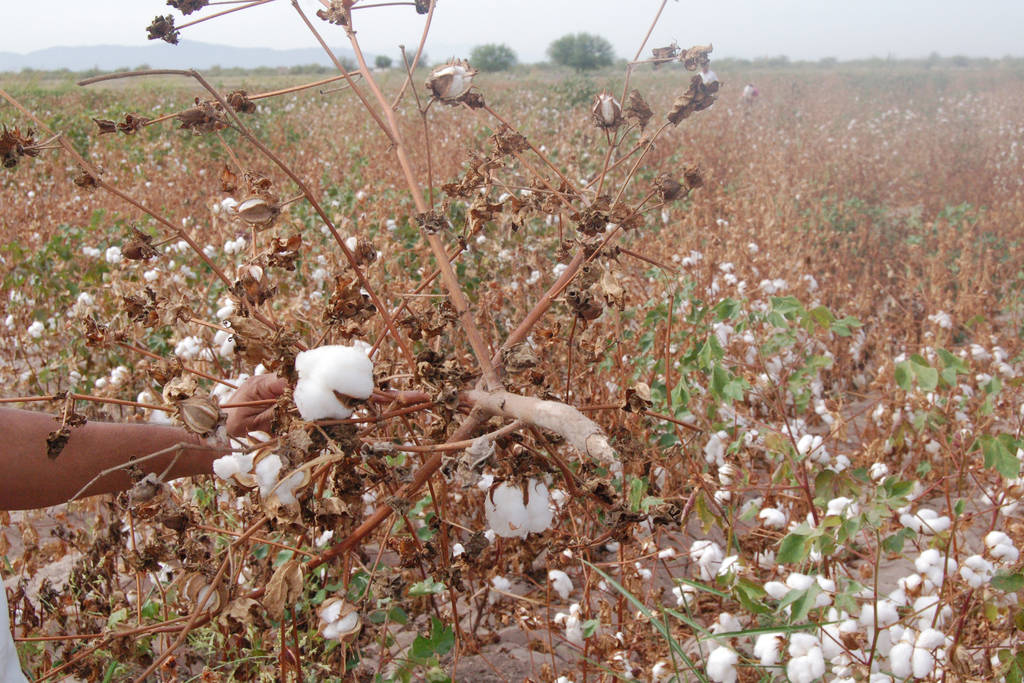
0;408;222;510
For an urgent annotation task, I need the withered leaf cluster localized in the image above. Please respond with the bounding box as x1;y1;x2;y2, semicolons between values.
226;90;257;114
441;151;502;198
146;15;180;45
667;75;719;125
650;42;679;68
167;0;209;15
415;0;430;14
177;98;228;134
226;315;297;371
624;89;653;130
1;126;40;169
657;166;703;202
399;301;455;341
72;168;99;189
323;275;374;326
123;289;161;326
92;113;150;136
123;226;158;260
682;44;714;71
262;234;302;271
316;1;349;26
415;209;450;235
490;125;529;155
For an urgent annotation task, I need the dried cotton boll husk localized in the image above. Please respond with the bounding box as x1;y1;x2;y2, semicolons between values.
293;345;375;420
592;92;622;129
236;197;279;227
425;60;477;102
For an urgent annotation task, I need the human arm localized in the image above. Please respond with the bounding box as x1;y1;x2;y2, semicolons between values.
0;374;287;510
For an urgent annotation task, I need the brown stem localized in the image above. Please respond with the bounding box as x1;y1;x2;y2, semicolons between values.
341;15;502;391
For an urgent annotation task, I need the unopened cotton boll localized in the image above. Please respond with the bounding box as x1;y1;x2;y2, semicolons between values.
293;345;375;420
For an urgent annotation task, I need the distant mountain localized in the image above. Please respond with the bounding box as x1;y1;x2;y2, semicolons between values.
0;40;361;72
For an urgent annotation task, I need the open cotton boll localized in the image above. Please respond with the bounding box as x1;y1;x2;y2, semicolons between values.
485;479;553;538
548;570;573;601
255;454;284;497
294;345;375;420
705;646;738;683
213;452;255;481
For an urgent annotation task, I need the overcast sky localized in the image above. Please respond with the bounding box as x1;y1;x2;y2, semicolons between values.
4;0;1023;62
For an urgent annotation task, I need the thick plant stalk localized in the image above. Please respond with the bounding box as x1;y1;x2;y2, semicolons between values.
465;389;617;465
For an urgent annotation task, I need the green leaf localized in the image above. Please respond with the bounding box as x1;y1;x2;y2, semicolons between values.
979;435;1021;479
912;362;938;392
992;572;1024;592
107;607;128;628
777;532;810;565
581;618;600;638
895;361;913;391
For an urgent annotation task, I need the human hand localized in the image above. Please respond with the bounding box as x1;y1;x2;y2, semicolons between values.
224;374;287;437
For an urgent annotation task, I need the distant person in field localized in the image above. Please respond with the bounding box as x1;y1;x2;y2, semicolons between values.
742;83;760;104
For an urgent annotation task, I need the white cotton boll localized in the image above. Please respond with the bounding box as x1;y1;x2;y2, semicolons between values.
554;604;584;646
214;329;236;358
704;431;729;466
712;612;742;635
912;646;935;678
27;320;44;338
322;611;359;640
293;345;374;420
212;453;255;480
916;628;947;651
254;454;284;497
759;507;788;528
485;480;552;538
960;554;993;588
451;543;465;557
705;646;738;683
754;633;783;665
787;633;826;683
690;540;724;580
889;641;914;678
826;497;858;518
549;570;573;600
672;584;695;607
985;531;1020;561
272;470;305;505
658;547;676;559
490;575;512;603
764;581;789;600
651;661;672;683
217;299;236;320
524;480;554;533
869;462;889;481
860;599;900;628
786;573;815;591
105;245;123;264
315;530;334;547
